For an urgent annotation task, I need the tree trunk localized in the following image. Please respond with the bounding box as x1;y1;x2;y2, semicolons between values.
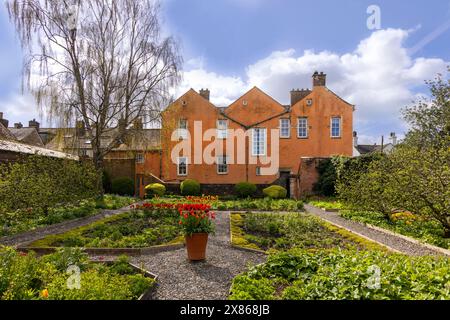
93;151;105;197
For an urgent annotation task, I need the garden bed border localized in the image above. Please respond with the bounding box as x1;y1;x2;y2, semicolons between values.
363;223;450;257
17;242;184;257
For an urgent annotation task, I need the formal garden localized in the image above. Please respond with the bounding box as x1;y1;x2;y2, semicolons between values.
1;75;449;300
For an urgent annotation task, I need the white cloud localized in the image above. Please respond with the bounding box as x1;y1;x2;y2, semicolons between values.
0;93;41;126
177;28;448;143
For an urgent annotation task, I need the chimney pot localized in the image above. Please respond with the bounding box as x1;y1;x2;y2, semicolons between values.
199;88;210;101
14;122;23;129
29;119;40;130
313;71;327;87
0;113;9;128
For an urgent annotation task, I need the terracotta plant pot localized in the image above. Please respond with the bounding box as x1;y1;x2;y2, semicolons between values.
185;233;209;261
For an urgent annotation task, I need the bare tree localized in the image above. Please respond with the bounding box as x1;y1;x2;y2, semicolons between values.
7;0;182;167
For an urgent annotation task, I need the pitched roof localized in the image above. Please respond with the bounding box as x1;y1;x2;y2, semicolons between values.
44;128;161;152
8;127;44;147
0;122;17;141
0;139;79;160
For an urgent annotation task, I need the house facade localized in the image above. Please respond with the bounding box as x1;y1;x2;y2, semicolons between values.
148;71;354;198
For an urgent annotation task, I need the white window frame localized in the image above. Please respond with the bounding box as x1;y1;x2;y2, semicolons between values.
297;117;308;138
217;120;228;139
177;157;188;176
216;155;229;174
178;119;188;140
252;128;267;156
331;117;341;138
279;119;291;138
135;153;144;164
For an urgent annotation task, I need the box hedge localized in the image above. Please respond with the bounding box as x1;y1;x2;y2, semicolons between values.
111;177;135;196
263;185;287;199
234;182;257;198
180;179;201;196
145;183;166;197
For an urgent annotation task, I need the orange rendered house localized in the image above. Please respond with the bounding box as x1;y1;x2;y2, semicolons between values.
137;71;354;198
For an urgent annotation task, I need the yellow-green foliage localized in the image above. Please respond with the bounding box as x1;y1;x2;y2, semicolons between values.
263;185;287;199
145;183;166;197
230;213;264;252
322;221;390;252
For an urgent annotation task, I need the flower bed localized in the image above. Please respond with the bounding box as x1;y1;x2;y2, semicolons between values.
229;248;450;300
148;196;304;212
0;247;155;300
230;212;383;252
27;203;184;249
0;195;136;237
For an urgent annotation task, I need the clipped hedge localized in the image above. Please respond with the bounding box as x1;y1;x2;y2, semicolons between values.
111;177;135;196
0;155;100;214
145;183;166;197
180;179;201;196
263;185;287;199
234;182;257;198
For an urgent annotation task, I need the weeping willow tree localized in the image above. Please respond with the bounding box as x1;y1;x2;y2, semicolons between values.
6;0;182;168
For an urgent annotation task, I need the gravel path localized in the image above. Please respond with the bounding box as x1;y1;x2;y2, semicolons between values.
0;203;140;247
131;211;266;300
304;204;441;256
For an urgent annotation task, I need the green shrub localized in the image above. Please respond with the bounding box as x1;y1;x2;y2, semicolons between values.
111;177;135;196
234;182;257;198
263;185;287;199
145;183;166;197
0;246;154;300
0;155;100;214
180;179;201;196
313;158;337;196
230;248;450;300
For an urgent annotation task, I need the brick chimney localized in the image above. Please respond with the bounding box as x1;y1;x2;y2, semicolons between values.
312;71;326;87
29;119;40;130
0;112;9;128
76;120;86;137
199;88;210;101
14;122;23;129
290;89;311;106
353;131;358;147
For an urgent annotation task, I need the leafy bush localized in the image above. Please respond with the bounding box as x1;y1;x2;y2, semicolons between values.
263;185;287;199
313;158;337;196
180;179;201;196
0;247;154;300
234;182;257;198
230;248;450;300
0;155;100;214
111;177;135;196
145;183;166;197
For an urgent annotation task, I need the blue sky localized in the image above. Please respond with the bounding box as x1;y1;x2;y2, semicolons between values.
1;0;449;143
